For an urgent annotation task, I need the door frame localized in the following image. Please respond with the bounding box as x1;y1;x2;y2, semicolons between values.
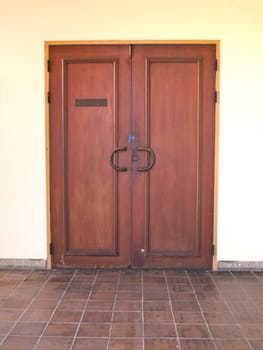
44;40;220;270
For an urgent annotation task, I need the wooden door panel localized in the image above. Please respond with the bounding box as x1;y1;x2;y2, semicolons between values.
66;59;117;255
49;45;131;267
147;58;200;256
132;45;216;268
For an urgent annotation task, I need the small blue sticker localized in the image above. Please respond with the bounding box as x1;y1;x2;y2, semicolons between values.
128;135;135;143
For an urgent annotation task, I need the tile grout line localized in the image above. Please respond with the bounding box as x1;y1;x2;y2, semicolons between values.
164;270;181;350
185;271;218;350
69;270;99;350
209;271;254;350
32;269;78;350
105;271;121;350
0;269;51;347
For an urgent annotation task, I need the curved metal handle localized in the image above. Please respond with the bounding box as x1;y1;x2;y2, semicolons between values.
137;146;156;172
110;146;128;172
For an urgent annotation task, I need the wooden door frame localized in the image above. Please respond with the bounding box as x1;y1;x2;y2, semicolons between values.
45;40;220;270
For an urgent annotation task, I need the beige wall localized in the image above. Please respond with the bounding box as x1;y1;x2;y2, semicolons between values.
0;0;262;262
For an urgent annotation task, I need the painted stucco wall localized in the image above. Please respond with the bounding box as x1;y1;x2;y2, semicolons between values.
0;0;262;263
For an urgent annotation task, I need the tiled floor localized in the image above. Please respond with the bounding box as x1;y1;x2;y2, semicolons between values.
0;269;263;350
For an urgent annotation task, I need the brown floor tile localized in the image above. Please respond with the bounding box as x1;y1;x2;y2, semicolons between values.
194;285;218;294
28;298;58;310
169;284;193;293
48;276;72;283
93;283;117;292
143;276;166;284
144;324;176;337
0;297;31;309
199;301;229;312
77;323;110;337
21;309;53;322
249;339;263;350
143;301;170;311
63;291;91;299
44;282;68;290
120;270;141;277
209;324;244;339
0;290;13;299
115;301;142;311
0;335;38;350
173;311;204;324
0;321;14;334
86;301;114;311
113;311;142;323
169;292;197;301
228;301;259;312
189;276;214;284
1;268;263;350
109;339;143;350
35;336;73;350
167;277;190;284
118;284;141;292
116;292;142;300
51;310;82;322
241;324;263;338
10;322;46;336
144;338;178;350
143;292;169;301
0;309;23;321
82;311;112;323
195;291;223;301
72;338;108;350
67;282;93;291
44;322;78;337
37;290;64;299
90;292;116;301
57;299;87;311
111;323;142;338
204;312;235;324
215;339;251;350
75;269;97;276
11;288;39;299
143;282;166;290
172;301;200;312
180;338;215;349
71;276;96;283
144;311;173;323
177;324;211;338
24;271;51;282
233;311;263;324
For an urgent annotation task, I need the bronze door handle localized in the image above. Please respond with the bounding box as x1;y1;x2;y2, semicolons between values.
110;146;128;172
137;146;156;172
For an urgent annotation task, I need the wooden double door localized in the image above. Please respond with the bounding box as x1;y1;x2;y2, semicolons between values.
49;44;216;269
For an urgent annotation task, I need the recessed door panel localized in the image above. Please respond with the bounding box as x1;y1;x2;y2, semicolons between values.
147;58;201;256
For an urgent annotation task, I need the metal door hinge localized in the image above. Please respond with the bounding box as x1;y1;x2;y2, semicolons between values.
47;60;51;72
49;242;53;255
215;59;218;72
214;91;218;104
48;91;51;104
129;44;132;58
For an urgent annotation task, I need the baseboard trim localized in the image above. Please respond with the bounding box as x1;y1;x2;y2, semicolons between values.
0;259;262;271
0;259;47;269
217;260;263;270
